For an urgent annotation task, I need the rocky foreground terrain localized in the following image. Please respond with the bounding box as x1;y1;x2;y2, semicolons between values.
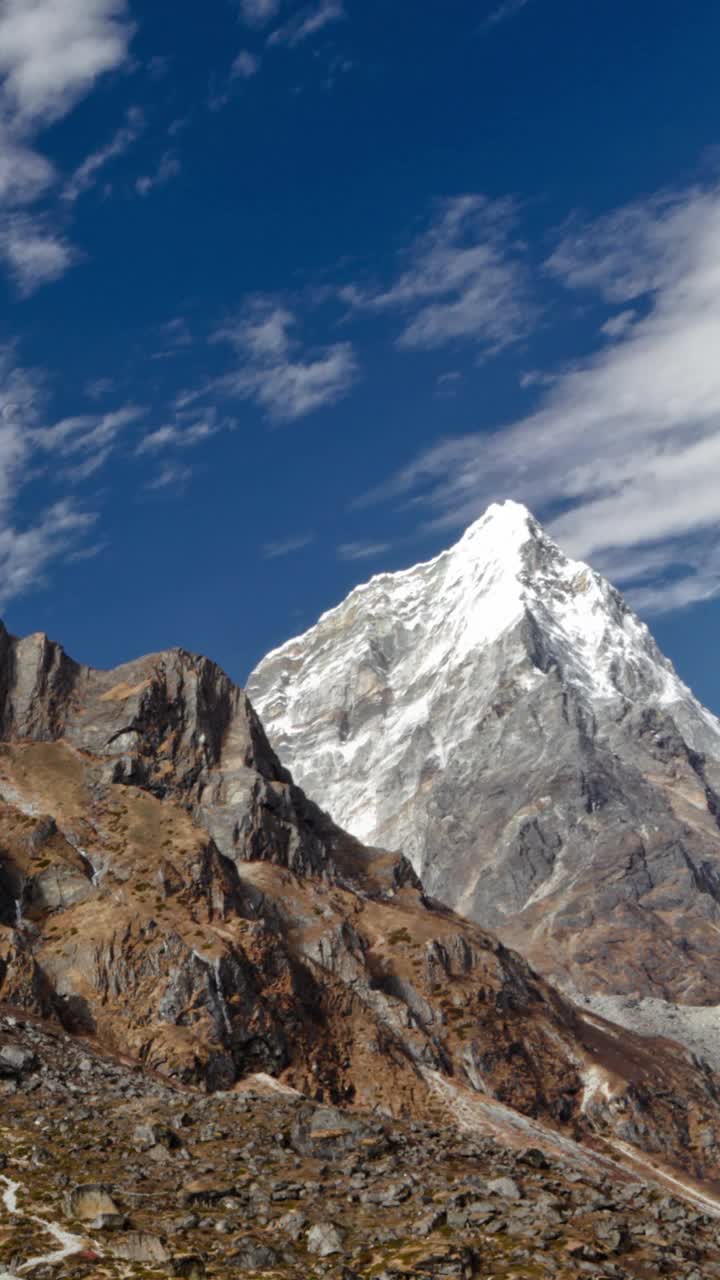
3;622;720;1273
248;501;720;1011
2;1009;720;1280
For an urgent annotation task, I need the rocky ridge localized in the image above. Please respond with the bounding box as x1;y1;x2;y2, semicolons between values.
1;622;720;1197
248;501;720;1007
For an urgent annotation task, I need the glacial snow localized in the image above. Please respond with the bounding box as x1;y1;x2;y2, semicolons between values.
248;499;720;859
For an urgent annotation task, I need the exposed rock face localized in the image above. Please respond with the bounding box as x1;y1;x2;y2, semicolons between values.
1;622;720;1186
0;627;339;879
248;501;720;1005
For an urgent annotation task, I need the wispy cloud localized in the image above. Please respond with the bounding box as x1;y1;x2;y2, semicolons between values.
0;213;78;296
0;0;135;127
544;200;703;309
135;407;233;455
0;350;105;602
600;309;637;339
146;461;193;492
337;540;391;561
238;0;281;27
63;105;144;203
0;7;187;595
0;136;54;205
268;1;346;48
435;370;462;397
0;499;97;604
262;532;315;558
213;298;358;422
0;1;136;293
342;195;533;353
135;150;180;197
151;316;194;360
33;405;145;478
479;0;532;33
67;538;109;562
232;49;260;78
85;376;115;400
358;182;720;614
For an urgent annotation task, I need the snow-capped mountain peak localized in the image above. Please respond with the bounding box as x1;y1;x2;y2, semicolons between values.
248;503;720;1009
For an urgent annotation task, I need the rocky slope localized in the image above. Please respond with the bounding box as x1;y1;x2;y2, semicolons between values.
248;501;720;1006
4;1009;720;1280
1;623;720;1193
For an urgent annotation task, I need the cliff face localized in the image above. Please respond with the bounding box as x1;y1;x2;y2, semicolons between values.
248;501;720;1005
0;627;357;880
1;623;720;1186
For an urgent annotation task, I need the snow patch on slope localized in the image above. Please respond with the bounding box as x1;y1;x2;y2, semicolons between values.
580;1064;614;1115
571;988;720;1075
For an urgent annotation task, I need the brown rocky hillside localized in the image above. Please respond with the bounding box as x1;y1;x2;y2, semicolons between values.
1;624;720;1196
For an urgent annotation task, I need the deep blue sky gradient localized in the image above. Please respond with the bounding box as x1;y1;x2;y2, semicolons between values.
3;0;720;711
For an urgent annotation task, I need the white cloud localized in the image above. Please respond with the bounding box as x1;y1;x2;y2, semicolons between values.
480;0;531;32
0;350;102;602
600;308;637;339
518;368;556;388
232;49;260;78
435;370;462;397
151;316;193;360
268;1;345;48
33;406;143;452
0;352;39;512
238;0;281;26
213;299;358;422
343;195;532;353
67;538;109;562
32;405;145;479
237;303;294;359
135;408;231;455
262;532;315;558
146;461;192;492
239;345;357;420
135;425;179;454
63;105;144;202
0;213;77;295
544;191;705;302
0;351;178;602
0;499;96;604
338;540;391;561
85;376;115;400
63;447;113;481
0;133;54;204
0;2;135;293
359;182;720;614
135;150;180;197
0;0;134;127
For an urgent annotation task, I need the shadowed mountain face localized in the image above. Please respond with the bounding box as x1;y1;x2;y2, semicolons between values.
2;620;720;1189
248;501;720;1006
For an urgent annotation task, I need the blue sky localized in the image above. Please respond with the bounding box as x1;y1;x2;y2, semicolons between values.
2;0;720;712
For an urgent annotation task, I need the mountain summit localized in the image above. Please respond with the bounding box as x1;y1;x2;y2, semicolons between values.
248;501;720;1007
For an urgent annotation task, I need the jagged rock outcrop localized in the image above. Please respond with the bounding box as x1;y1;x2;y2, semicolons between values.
0;626;352;880
1;624;720;1187
248;501;720;1005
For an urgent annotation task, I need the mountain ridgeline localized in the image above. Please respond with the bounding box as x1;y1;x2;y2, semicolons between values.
2;615;720;1197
